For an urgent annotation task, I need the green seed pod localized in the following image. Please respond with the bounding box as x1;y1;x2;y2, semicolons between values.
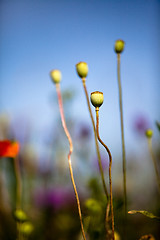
19;222;34;236
114;39;125;54
13;209;27;222
145;129;153;138
76;62;88;78
90;91;104;108
50;69;62;84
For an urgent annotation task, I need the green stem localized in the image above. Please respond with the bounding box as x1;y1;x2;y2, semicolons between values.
56;83;87;240
96;108;115;240
13;156;22;209
82;78;109;199
117;53;127;217
147;138;160;194
13;156;22;240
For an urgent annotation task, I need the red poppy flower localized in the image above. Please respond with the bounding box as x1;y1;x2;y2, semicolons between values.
0;140;20;158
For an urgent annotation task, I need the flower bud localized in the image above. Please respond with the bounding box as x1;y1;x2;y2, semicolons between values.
90;91;104;108
76;62;88;78
114;39;125;54
19;222;34;236
50;69;61;84
145;129;153;138
13;209;27;222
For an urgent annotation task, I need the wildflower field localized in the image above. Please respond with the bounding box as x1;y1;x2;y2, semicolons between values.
0;1;159;240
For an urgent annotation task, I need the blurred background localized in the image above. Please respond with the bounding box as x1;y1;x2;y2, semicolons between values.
0;0;160;239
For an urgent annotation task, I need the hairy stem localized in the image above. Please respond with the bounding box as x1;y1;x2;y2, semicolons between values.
117;53;127;217
147;138;160;194
55;83;87;240
96;108;115;240
82;78;108;199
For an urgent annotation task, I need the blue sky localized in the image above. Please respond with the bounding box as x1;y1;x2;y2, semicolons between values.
0;0;160;156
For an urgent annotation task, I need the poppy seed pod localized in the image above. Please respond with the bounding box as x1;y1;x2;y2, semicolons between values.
76;62;88;78
145;129;153;138
50;69;62;84
114;39;125;54
90;91;104;108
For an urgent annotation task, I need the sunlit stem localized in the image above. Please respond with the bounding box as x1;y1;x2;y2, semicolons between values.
105;200;111;240
82;78;110;237
117;53;127;217
147;138;160;194
55;83;87;240
95;107;115;240
82;78;109;199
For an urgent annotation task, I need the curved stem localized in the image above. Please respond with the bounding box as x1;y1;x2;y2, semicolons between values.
147;138;160;194
96;108;115;240
82;78;108;199
117;54;127;217
55;83;87;240
82;79;110;238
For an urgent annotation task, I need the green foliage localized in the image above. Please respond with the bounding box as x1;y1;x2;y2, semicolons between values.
128;210;160;220
85;198;102;215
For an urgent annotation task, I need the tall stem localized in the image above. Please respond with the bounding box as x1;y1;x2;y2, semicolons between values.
82;79;110;238
13;156;22;209
147;138;160;194
55;83;87;240
82;78;108;199
117;54;127;217
96;108;115;240
13;156;22;240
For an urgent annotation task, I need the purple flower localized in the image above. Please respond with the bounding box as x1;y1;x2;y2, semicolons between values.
93;155;109;172
34;187;75;210
76;123;91;140
133;114;150;136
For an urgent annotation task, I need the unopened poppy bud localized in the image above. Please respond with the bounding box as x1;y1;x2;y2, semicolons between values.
145;129;153;138
114;39;125;54
76;62;88;78
90;91;104;108
13;209;27;222
50;69;62;84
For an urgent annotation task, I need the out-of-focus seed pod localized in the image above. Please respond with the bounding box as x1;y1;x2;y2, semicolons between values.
19;222;34;235
13;209;27;222
76;62;88;78
145;129;153;138
114;39;125;54
50;69;62;84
